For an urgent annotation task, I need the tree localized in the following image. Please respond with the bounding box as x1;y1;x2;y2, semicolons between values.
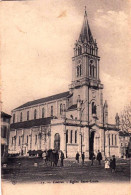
120;102;131;133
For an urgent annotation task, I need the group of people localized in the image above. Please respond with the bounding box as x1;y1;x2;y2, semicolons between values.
42;149;116;171
42;149;65;167
105;155;116;172
76;150;102;166
76;150;116;172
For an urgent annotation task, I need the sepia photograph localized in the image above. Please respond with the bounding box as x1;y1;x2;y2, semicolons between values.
1;0;131;195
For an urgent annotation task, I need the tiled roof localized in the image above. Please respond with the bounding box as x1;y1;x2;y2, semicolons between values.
68;104;77;110
14;91;70;110
10;117;53;129
1;111;11;118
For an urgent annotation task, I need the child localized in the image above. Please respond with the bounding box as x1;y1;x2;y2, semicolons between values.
105;158;110;170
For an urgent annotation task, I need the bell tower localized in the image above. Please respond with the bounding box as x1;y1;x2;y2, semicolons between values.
70;8;101;89
69;8;104;123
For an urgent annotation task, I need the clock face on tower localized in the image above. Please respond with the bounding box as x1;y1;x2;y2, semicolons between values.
92;90;96;98
77;59;82;65
90;59;94;65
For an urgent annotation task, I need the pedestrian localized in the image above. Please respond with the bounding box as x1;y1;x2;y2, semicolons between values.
111;155;116;173
82;152;85;165
109;158;113;172
54;151;59;166
126;149;128;158
42;151;47;165
76;152;80;163
105;157;110;170
60;150;65;167
50;149;55;167
97;150;102;165
90;152;95;166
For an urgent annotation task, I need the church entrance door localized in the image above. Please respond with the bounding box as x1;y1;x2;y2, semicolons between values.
89;131;95;156
54;133;60;151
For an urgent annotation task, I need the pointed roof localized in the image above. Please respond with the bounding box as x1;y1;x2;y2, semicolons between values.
78;8;94;44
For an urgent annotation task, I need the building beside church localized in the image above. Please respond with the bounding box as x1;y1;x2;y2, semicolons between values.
9;10;122;158
1;112;11;159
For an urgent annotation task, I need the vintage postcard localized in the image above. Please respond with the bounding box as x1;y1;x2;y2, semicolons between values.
1;0;131;195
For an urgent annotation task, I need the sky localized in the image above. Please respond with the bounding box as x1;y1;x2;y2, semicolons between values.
0;0;131;123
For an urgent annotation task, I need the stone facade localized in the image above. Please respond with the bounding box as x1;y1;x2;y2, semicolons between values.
9;10;122;158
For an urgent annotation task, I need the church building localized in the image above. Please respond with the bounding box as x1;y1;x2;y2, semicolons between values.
9;10;121;158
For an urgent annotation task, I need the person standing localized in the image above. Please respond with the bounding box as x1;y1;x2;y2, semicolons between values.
111;155;116;173
42;151;47;165
54;151;59;166
105;158;110;170
76;152;80;163
90;152;95;166
97;150;102;165
82;152;85;165
50;150;54;167
60;151;65;167
109;158;113;172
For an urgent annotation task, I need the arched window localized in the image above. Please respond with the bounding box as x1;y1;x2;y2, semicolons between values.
60;104;63;115
77;47;80;55
34;109;37;119
91;48;93;55
78;46;82;55
51;106;53;116
112;134;113;145
79;64;82;76
90;47;91;54
22;135;24;144
54;133;60;151
79;46;82;54
89;60;96;78
115;135;117;145
27;111;29;121
89;60;93;76
63;104;65;112
77;66;79;77
92;102;96;114
20;112;22;122
76;65;82;77
70;130;73;143
75;130;77;143
42;107;44;118
19;136;21;145
90;63;92;76
35;135;37;144
66;130;68;143
92;66;94;77
92;48;94;55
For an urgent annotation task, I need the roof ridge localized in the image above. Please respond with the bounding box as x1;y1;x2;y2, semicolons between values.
14;91;70;110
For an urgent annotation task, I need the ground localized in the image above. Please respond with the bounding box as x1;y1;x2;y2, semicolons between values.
1;157;130;184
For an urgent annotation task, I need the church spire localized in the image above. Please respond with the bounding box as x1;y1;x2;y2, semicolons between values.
84;6;87;16
78;7;94;44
